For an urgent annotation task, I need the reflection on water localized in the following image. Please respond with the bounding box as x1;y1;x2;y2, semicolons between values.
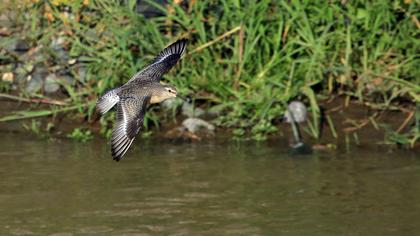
0;133;419;235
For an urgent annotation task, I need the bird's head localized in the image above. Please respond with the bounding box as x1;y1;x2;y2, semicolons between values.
150;84;178;104
163;85;178;98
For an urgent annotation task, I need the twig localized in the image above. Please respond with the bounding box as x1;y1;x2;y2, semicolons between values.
0;103;91;122
188;26;241;55
343;112;378;133
0;93;69;106
233;24;244;89
412;15;420;30
397;111;414;133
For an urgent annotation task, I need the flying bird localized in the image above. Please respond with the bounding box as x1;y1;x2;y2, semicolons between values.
96;39;188;161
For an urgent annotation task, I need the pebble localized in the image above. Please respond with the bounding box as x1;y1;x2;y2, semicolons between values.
2;72;14;83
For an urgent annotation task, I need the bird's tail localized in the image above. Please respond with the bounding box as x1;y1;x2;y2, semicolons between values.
96;89;120;114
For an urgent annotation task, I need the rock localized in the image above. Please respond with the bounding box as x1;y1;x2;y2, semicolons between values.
0;26;10;36
2;72;14;83
4;38;29;53
26;75;42;93
181;102;205;118
165;118;215;141
68;59;77;65
13;39;30;52
44;74;60;93
182;118;215;133
26;66;48;93
284;101;308;123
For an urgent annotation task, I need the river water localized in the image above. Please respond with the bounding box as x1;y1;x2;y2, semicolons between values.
0;133;419;235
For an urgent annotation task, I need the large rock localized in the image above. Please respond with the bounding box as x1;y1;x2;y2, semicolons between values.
284;101;308;123
182;118;215;133
165;118;215;141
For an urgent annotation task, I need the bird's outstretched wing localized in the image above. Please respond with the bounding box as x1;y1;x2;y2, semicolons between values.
127;38;188;84
111;96;150;161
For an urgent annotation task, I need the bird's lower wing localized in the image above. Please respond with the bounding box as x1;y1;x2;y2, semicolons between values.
111;96;150;161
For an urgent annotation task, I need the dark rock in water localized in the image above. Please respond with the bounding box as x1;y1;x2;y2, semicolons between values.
44;74;60;93
289;142;313;155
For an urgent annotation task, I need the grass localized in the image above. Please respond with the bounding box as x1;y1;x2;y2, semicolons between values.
0;0;419;146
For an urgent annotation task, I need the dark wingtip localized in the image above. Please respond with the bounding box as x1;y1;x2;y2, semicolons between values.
111;146;124;162
166;38;188;54
177;38;188;44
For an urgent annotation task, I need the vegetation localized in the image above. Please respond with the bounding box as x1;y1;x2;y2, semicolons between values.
0;0;419;147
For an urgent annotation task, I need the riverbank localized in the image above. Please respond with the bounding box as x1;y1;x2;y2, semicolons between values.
1;95;418;152
1;1;419;148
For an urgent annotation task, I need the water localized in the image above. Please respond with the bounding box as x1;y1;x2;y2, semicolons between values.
1;133;420;236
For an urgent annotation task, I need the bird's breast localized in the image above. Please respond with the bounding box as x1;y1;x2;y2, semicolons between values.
150;95;165;104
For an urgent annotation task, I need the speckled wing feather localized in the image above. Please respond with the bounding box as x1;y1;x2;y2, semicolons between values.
111;96;150;161
127;38;188;84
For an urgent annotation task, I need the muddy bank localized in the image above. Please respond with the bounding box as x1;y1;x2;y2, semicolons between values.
0;96;418;152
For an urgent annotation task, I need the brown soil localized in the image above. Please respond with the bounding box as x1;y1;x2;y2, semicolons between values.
0;96;418;152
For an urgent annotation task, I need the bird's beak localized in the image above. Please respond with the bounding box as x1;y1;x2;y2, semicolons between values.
176;95;189;102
